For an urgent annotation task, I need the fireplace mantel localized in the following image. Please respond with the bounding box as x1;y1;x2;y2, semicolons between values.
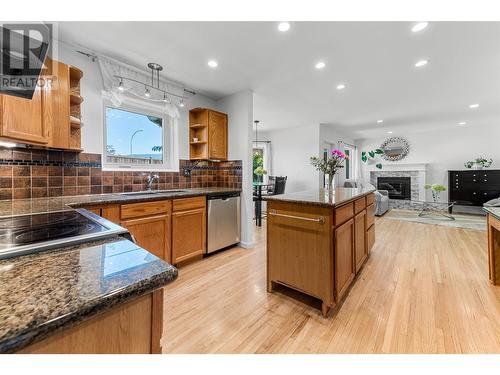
367;163;428;172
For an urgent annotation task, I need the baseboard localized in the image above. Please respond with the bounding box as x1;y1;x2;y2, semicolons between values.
239;241;256;249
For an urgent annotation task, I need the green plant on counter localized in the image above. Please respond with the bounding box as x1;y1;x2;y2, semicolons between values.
424;183;446;202
464;156;493;169
361;148;384;169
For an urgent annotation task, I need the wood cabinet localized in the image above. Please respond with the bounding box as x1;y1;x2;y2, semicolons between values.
0;57;82;150
365;195;376;254
120;201;172;262
189;108;227;160
334;218;355;301
172;197;206;265
354;210;367;272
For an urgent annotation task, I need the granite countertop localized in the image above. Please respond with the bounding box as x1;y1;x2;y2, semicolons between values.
483;207;500;220
0;237;178;353
0;187;241;217
263;185;376;208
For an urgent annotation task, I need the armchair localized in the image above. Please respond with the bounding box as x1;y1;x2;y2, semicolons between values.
374;190;389;216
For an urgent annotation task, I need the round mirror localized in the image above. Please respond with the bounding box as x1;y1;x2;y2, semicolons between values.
380;137;410;161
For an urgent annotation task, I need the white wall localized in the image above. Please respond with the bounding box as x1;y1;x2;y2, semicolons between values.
57;42;218;163
217;90;255;247
357;123;500;201
263;124;321;193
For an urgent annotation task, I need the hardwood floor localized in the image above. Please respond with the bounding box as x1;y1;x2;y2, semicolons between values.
162;217;500;353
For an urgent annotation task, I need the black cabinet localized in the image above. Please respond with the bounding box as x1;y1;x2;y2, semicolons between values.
448;170;500;206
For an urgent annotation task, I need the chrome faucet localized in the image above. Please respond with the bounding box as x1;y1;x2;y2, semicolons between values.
146;172;159;191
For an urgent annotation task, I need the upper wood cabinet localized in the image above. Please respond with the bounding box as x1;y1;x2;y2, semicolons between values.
0;57;82;150
189;108;228;160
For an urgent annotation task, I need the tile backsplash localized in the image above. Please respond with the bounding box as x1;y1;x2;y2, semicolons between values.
0;148;242;200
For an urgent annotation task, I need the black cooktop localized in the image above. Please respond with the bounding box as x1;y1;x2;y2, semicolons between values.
0;210;108;250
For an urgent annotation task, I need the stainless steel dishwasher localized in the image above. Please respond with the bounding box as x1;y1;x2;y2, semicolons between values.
207;192;241;254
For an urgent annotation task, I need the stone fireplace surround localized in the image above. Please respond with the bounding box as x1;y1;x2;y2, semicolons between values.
369;163;428;210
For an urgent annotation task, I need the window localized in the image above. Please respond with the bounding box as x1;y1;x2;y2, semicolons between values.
104;105;173;170
252;141;271;183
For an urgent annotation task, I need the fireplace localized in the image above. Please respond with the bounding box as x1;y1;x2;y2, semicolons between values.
377;177;411;200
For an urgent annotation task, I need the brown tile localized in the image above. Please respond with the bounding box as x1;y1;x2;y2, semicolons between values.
63;166;77;176
30;149;48;161
112;185;123;193
123;185;132;192
0;166;12;176
0;177;12;188
49;176;63;187
0;188;12;200
63;176;77;186
77;167;90;176
63;186;77;196
133;176;142;184
32;187;48;198
48;187;62;197
132;184;142;192
48;166;63;176
90;168;102;177
0;149;13;159
13;177;30;188
14;188;31;199
12;149;31;161
12;166;30;176
79;153;90;162
124;176;133;185
32;177;48;188
103;176;113;186
90;176;102;186
77;186;91;195
63;152;79;162
102;171;114;178
102;185;113;194
113;176;123;185
90;185;102;195
89;153;101;163
78;176;90;186
32;166;48;176
48;150;63;161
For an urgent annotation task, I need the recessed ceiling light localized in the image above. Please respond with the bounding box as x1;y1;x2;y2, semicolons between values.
412;22;428;33
336;83;346;90
415;59;429;68
315;61;326;69
458;122;466;125
207;60;218;68
377;120;384;124
387;131;393;134
278;22;290;32
469;103;480;109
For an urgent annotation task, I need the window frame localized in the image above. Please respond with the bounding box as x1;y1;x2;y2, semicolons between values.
102;100;177;172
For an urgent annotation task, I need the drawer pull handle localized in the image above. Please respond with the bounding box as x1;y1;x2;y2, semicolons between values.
269;210;325;224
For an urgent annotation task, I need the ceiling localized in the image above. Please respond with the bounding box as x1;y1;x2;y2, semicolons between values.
57;21;500;139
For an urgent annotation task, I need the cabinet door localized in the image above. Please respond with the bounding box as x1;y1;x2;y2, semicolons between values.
334;218;355;301
366;224;375;255
354;210;367;273
121;214;170;262
208;110;227;160
0;85;48;144
172;207;206;264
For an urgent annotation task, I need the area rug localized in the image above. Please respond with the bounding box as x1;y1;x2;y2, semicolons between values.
384;209;486;231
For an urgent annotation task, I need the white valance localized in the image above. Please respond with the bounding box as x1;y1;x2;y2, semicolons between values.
97;55;181;119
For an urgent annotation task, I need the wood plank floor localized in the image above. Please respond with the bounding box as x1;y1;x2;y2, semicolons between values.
162;217;500;353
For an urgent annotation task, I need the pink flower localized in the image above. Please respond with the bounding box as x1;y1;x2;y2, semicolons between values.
331;149;347;159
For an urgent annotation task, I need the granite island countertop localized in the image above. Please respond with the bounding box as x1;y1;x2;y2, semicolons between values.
483;207;500;220
0;187;241;217
0;236;178;353
263;185;376;208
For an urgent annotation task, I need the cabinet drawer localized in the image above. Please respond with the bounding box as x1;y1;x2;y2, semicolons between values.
335;202;354;226
173;196;206;212
366;193;375;206
121;200;171;219
366;203;375;228
354;197;366;214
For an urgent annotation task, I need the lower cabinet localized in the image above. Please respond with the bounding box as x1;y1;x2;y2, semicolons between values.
334;218;355;301
172;197;206;265
354;210;367;272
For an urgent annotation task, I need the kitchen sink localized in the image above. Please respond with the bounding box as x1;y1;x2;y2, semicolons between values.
118;189;188;196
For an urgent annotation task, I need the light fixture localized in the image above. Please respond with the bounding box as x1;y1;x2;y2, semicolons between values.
415;59;429;68
458;122;466;125
113;62;195;107
412;22;428;32
278;22;290;32
387;131;393;134
336;83;346;90
254;120;260;152
377;120;384;124
469;103;480;109
0;140;17;148
315;61;326;69
208;60;218;68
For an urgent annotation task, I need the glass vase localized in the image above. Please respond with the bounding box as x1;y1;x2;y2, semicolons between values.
326;174;336;191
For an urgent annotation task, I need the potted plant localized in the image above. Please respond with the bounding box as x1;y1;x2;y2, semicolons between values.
424;183;446;202
361;149;384;169
310;149;348;191
464;156;493;170
254;165;267;181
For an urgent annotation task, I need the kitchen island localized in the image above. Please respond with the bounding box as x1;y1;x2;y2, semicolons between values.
484;207;500;285
264;186;376;316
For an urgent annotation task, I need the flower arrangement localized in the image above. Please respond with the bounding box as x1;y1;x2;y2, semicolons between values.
424;183;446;202
310;149;348;190
464;156;493;170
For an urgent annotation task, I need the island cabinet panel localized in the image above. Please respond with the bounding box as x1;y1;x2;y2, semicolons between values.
334;218;355;301
366;203;375;228
366;224;375;255
267;201;334;316
335;202;354;226
172;197;206;265
354;210;367;273
354;197;366;214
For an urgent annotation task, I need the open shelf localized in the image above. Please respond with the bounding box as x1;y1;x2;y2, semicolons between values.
190;141;207;145
70;94;84;105
190;124;207;129
69;65;83;81
70;116;81;127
